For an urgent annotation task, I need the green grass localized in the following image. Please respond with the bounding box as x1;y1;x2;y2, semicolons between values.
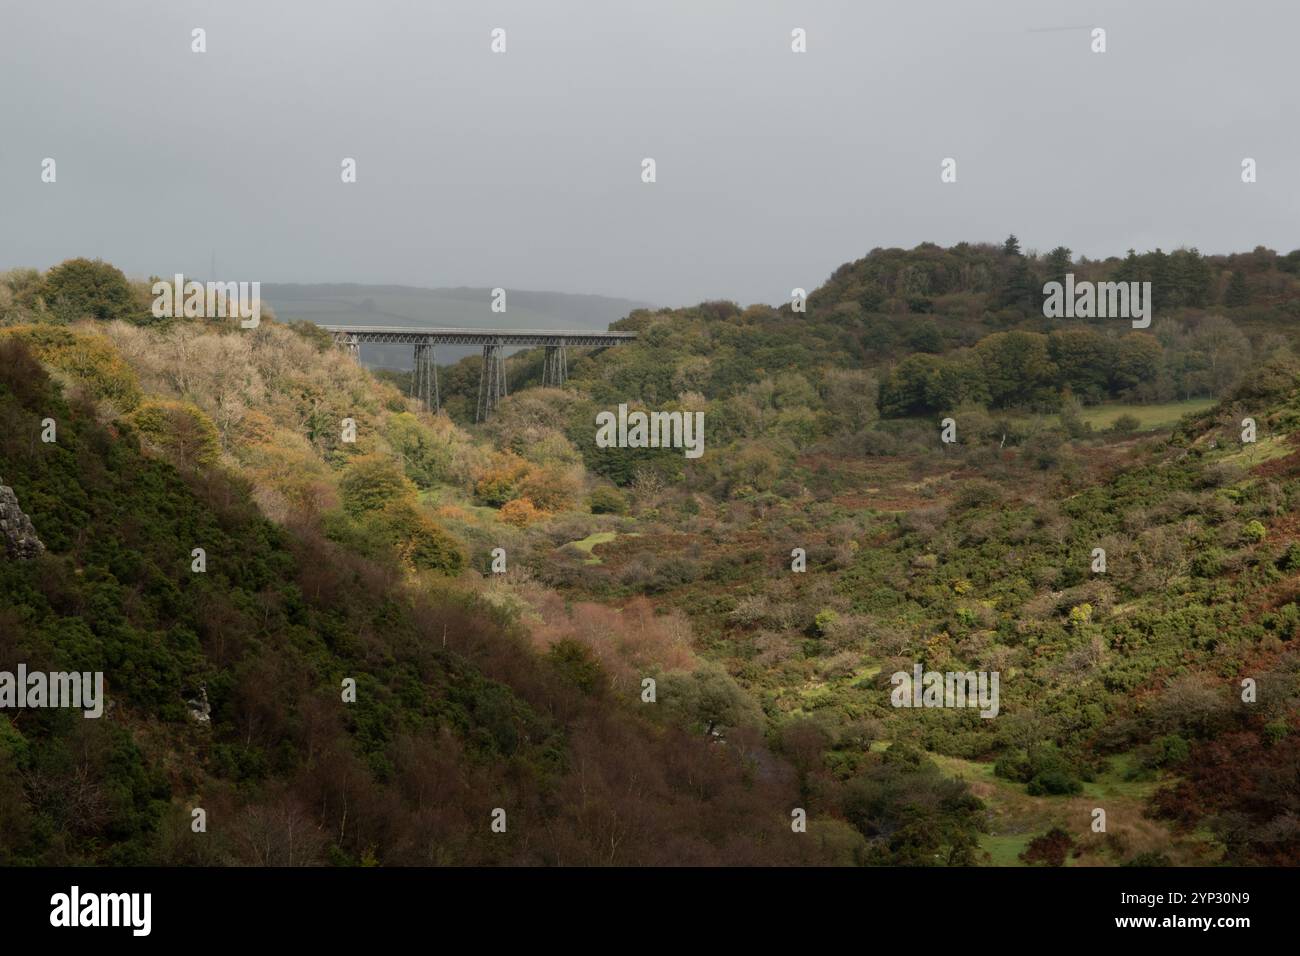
929;751;1001;786
1219;433;1294;466
568;531;639;564
849;664;882;686
1079;751;1161;801
1072;398;1216;432
980;833;1034;867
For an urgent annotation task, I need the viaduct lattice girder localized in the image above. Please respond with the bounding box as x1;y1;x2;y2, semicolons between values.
319;325;637;420
318;325;638;348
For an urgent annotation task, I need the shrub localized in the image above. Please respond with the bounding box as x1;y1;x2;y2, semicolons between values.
128;400;221;467
1149;734;1191;767
1020;828;1074;866
518;463;580;513
1059;397;1093;439
0;267;45;318
474;453;531;506
1278;542;1300;571
372;499;466;574
813;609;840;635
589;485;628;515
998;744;1083;795
1263;719;1288;745
1191;547;1225;577
1027;769;1083;796
339;454;417;517
499;497;543;527
956;479;1001;510
994;752;1031;783
1110;413;1141;434
385;412;446;488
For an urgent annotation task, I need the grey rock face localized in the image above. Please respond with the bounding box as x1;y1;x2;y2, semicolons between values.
186;685;211;724
0;483;45;560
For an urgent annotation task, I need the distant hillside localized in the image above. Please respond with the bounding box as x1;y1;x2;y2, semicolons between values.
263;284;651;370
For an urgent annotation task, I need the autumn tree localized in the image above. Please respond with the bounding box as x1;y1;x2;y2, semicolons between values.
474;453;532;507
0;324;143;411
498;497;543;527
518;463;581;513
372;498;466;574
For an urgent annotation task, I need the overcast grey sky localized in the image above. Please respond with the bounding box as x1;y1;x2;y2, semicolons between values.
2;0;1297;307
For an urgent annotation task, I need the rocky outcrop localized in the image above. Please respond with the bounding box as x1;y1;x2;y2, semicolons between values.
0;482;45;560
186;685;211;724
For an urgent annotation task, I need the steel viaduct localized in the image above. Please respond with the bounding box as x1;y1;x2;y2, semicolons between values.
318;325;638;422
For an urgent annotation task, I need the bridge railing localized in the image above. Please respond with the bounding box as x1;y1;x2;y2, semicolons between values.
317;325;638;348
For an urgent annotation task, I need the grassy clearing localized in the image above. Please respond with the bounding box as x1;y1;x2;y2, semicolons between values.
1079;751;1160;802
1220;433;1294;466
923;752;1047;866
1072;398;1216;432
925;750;1213;866
980;833;1034;867
850;664;882;685
571;531;617;564
568;531;639;564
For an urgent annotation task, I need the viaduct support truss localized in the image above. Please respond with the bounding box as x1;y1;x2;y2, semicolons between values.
322;325;636;421
412;343;440;415
542;345;568;388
